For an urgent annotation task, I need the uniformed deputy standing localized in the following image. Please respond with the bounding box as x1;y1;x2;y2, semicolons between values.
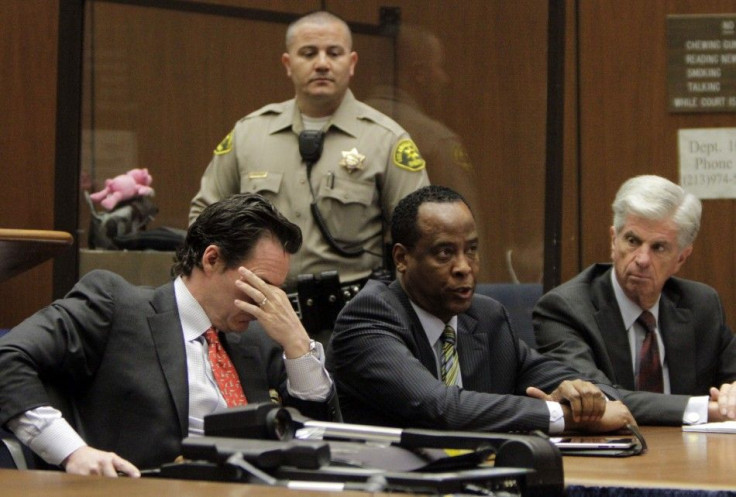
189;10;430;294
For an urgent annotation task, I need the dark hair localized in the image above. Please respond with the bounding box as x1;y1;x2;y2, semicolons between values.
173;193;302;276
391;185;467;249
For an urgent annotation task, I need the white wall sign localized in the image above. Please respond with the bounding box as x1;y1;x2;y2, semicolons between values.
678;127;736;199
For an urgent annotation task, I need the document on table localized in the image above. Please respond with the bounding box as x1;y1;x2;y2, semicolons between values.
682;420;736;433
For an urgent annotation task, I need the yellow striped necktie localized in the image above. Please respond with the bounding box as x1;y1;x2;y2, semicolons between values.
441;324;460;386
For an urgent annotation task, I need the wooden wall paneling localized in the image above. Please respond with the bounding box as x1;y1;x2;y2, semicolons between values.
191;0;315;12
560;0;581;283
578;0;666;268
479;1;549;284
333;1;550;283
544;0;567;291
0;0;60;327
577;0;736;326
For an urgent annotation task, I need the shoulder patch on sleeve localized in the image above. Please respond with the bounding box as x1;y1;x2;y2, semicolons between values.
453;144;474;172
214;131;233;155
392;139;426;172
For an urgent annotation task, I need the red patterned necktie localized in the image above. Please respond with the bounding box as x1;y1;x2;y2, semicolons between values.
636;311;663;393
204;327;247;407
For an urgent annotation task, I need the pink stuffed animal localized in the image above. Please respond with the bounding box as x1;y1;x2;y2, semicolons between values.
89;168;155;211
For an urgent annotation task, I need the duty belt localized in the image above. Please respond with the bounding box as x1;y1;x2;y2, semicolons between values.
287;270;367;337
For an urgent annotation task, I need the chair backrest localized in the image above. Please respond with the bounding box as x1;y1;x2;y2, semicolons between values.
0;328;75;469
475;283;543;348
0;429;38;469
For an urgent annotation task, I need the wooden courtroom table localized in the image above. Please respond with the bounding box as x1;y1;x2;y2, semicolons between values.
0;469;395;497
563;425;736;492
0;228;73;283
2;427;735;495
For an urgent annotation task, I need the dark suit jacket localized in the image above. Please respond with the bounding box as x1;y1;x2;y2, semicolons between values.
326;279;618;433
533;263;736;425
0;270;335;470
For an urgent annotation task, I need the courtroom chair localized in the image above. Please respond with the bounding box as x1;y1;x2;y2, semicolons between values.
0;328;38;469
0;329;27;468
0;429;37;470
475;283;542;348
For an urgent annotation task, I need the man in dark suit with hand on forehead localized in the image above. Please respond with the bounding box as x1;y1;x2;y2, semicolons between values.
0;193;335;476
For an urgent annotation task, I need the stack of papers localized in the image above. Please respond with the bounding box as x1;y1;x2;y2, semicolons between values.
682;420;736;433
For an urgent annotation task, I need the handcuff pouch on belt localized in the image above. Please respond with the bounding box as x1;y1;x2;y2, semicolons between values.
288;271;366;336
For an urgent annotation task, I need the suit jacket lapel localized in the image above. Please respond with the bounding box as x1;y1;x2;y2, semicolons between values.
148;283;188;438
457;311;490;392
591;269;637;389
221;332;273;404
659;291;697;393
390;281;438;376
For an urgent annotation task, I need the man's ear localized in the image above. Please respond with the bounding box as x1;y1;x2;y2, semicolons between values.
281;52;292;77
349;51;358;77
609;225;616;260
674;245;693;273
201;245;221;273
393;243;408;273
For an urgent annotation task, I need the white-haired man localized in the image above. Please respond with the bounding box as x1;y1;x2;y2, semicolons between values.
534;175;736;425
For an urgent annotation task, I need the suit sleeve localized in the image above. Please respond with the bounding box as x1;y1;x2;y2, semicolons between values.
533;290;689;425
0;271;114;425
243;329;339;422
707;290;736;387
329;291;557;433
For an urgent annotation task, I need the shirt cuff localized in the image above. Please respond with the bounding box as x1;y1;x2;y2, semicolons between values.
684;395;709;425
8;407;86;466
547;401;565;433
283;340;333;401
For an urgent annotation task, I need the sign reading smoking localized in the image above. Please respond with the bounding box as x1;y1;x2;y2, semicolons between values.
668;15;736;113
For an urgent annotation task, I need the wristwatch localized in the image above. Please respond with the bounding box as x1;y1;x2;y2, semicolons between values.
285;339;317;360
304;339;317;358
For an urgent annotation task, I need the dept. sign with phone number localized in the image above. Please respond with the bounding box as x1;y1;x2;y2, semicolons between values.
678;127;736;199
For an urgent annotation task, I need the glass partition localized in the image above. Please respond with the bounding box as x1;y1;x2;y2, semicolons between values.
77;0;549;287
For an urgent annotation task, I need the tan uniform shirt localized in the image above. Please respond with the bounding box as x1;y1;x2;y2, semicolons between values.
190;90;429;289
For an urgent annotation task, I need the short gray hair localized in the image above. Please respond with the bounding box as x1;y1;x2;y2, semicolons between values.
612;175;701;249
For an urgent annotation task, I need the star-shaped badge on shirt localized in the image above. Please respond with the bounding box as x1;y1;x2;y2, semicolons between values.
339;148;366;173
